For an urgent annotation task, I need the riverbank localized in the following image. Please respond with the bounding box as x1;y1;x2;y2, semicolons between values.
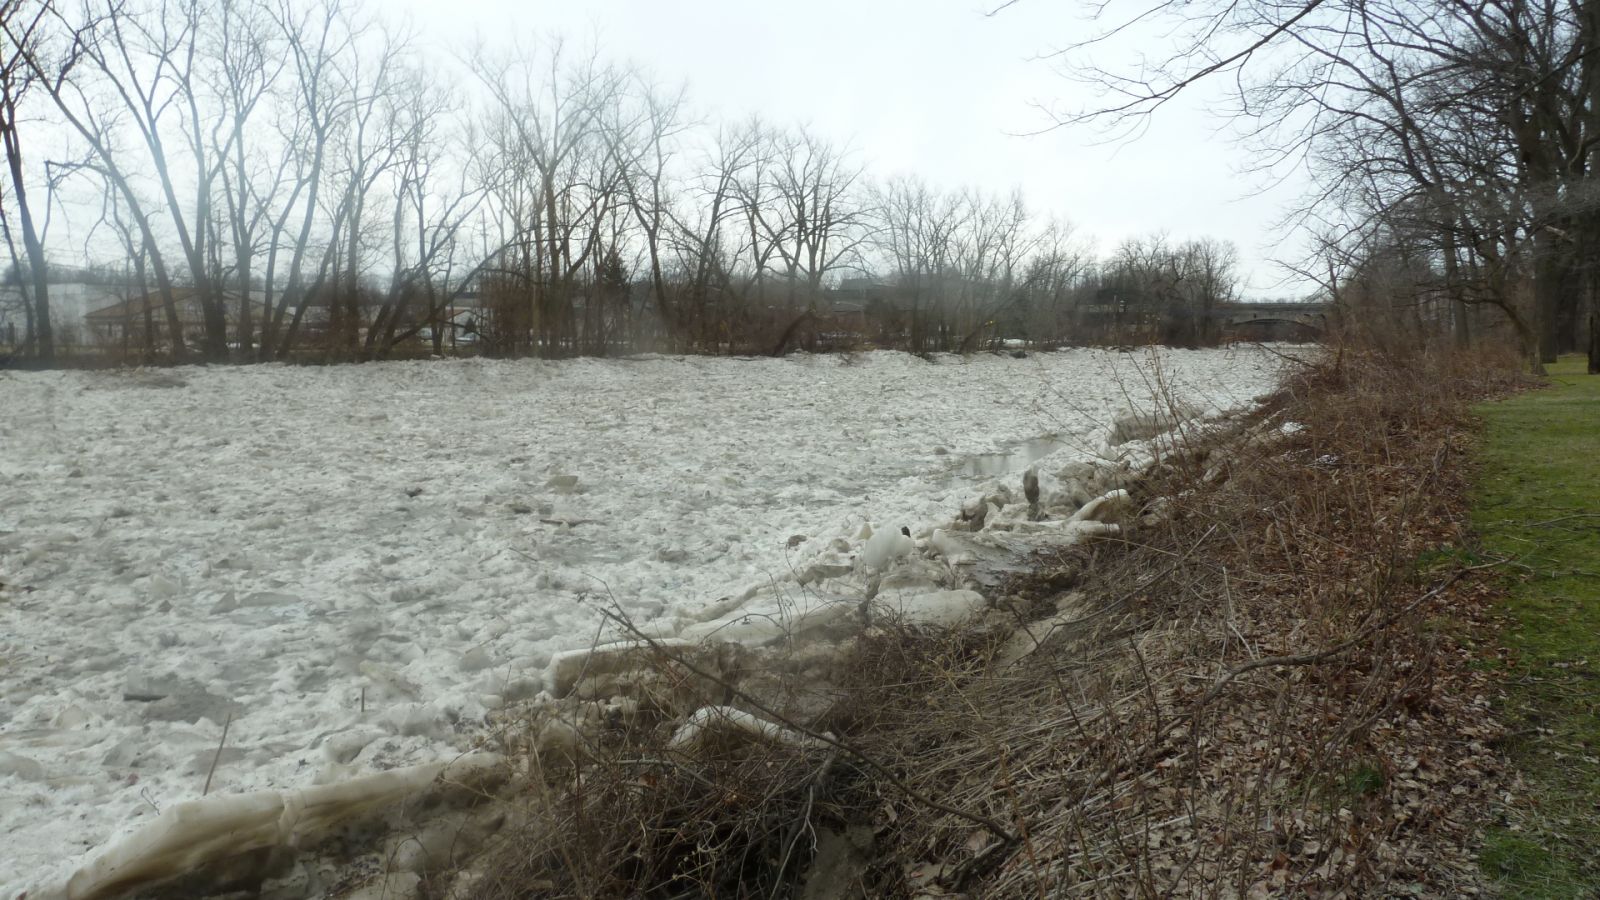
447;348;1527;898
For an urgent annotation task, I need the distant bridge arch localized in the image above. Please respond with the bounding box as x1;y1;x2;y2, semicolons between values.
1211;302;1329;342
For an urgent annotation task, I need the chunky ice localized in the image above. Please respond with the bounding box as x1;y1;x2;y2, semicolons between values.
0;348;1282;892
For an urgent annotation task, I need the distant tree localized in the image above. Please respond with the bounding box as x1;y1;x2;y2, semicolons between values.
471;35;631;356
0;0;54;362
1006;0;1600;370
616;77;687;349
257;0;358;360
209;0;286;357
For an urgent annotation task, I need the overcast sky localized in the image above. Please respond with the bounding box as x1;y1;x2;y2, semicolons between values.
391;0;1313;298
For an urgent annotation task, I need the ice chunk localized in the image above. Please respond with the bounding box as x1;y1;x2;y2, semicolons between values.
57;754;501;900
860;526;913;571
0;751;45;782
668;706;829;752
1071;489;1134;525
879;589;986;628
545;639;700;698
1108;401;1201;446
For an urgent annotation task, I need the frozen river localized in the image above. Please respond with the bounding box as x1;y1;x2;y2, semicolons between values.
0;348;1284;892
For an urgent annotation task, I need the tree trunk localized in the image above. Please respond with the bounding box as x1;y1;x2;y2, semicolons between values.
2;106;51;364
1442;227;1470;349
1535;235;1562;364
1589;277;1600;373
232;145;254;358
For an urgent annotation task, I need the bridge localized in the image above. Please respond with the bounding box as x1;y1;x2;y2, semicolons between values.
1211;302;1330;341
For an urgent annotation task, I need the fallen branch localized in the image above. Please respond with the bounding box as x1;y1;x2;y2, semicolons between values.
202;709;233;797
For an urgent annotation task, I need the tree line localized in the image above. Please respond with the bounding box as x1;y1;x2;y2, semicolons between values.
1033;0;1600;372
0;0;1258;366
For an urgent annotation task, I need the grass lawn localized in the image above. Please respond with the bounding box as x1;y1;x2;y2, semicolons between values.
1474;355;1600;896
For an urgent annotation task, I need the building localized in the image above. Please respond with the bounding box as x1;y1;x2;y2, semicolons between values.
83;289;274;349
0;281;131;349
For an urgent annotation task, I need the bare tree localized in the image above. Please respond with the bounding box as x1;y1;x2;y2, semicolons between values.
0;0;54;362
617;77;687;349
21;1;194;356
314;18;415;359
872;175;963;350
209;0;284;356
69;0;235;358
365;69;489;359
1021;0;1600;369
3;1;1276;365
259;0;358;360
665;122;761;351
471;35;631;356
746;125;868;314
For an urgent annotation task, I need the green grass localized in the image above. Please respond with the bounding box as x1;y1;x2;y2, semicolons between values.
1473;355;1600;897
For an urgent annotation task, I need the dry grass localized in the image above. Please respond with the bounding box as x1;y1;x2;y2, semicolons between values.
449;345;1528;899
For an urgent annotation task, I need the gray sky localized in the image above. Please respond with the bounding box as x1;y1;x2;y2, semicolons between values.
393;0;1312;298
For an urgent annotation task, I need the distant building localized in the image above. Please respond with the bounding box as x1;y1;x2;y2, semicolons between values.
0;281;131;347
83;289;274;349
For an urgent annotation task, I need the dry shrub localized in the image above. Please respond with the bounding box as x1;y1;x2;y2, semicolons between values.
470;739;836;898
460;624;996;900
